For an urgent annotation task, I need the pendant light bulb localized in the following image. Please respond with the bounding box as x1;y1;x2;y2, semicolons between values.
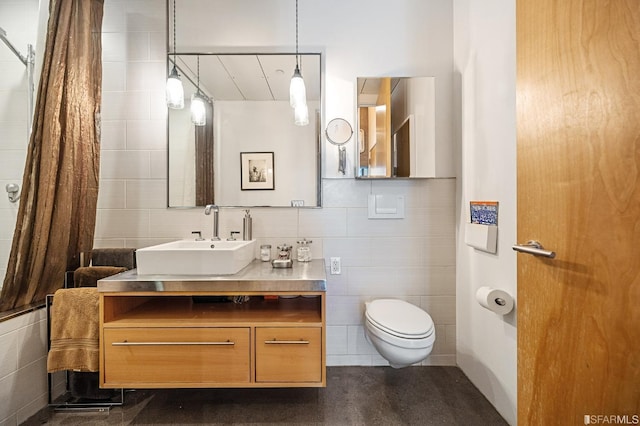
191;93;207;126
166;66;184;109
190;55;206;126
294;103;309;126
290;65;307;109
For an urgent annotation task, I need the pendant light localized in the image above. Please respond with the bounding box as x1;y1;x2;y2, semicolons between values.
191;55;206;126
289;0;307;113
294;103;309;126
166;0;184;109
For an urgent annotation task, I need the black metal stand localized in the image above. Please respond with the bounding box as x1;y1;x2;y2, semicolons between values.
46;292;124;412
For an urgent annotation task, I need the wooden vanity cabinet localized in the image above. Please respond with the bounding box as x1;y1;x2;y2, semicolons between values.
99;293;325;389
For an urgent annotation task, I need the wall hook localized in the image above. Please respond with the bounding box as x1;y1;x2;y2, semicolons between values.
5;183;20;203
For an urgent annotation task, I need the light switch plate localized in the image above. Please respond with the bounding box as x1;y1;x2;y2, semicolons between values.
368;194;405;219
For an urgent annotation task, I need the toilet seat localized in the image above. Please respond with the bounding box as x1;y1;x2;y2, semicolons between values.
365;299;434;339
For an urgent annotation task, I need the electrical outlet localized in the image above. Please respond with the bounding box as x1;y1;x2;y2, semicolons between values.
330;257;341;275
291;200;304;207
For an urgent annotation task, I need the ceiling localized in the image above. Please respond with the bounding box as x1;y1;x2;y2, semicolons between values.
173;53;321;102
357;77;401;105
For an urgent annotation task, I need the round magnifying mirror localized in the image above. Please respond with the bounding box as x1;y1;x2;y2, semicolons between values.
325;118;353;146
325;118;353;175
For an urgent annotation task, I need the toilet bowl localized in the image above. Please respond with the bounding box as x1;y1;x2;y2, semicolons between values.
364;299;436;368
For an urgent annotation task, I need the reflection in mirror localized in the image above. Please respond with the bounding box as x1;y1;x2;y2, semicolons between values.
356;77;435;179
168;53;321;207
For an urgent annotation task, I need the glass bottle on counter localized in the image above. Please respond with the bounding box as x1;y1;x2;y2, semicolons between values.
260;244;272;262
296;238;312;262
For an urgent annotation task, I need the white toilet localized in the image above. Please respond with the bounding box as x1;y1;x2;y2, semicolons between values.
364;299;436;368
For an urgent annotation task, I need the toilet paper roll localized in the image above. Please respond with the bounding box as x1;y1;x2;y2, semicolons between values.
475;286;514;315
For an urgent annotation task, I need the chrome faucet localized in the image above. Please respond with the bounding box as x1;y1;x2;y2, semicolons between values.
204;204;221;240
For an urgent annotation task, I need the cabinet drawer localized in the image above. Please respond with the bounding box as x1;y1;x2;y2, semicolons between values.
104;328;250;385
255;327;321;383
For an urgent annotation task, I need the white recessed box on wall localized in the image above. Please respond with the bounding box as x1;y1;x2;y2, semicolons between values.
464;223;498;254
368;194;405;219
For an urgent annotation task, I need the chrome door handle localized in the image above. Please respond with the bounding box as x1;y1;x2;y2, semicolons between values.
512;240;556;258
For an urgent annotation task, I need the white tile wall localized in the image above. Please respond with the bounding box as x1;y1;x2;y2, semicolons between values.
126;119;166;150
0;123;27;151
0;151;28;180
0;309;50;425
0;62;27;91
100;120;127;150
0;95;28;123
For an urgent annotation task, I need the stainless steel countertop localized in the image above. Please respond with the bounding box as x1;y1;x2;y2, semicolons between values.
97;259;327;293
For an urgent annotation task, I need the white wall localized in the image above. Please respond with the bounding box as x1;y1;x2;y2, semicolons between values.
453;0;517;424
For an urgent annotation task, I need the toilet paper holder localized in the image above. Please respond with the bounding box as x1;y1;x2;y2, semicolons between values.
476;286;514;315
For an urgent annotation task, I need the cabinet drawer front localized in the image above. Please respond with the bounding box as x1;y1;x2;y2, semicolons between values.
255;327;321;383
104;328;250;385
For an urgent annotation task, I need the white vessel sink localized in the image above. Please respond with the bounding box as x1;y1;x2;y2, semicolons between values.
136;239;256;275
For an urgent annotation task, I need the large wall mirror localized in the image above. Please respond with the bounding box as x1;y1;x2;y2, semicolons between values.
168;53;321;207
356;77;435;179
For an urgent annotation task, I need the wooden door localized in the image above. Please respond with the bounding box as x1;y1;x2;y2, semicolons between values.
516;0;640;424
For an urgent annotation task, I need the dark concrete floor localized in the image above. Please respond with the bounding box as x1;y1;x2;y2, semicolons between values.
25;366;508;425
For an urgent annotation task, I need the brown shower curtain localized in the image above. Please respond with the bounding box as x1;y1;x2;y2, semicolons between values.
195;101;215;206
0;0;104;311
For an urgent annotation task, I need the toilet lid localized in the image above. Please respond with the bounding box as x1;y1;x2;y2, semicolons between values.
366;299;434;338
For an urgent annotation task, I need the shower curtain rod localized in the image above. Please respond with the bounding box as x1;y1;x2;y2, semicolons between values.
0;26;36;135
0;27;31;66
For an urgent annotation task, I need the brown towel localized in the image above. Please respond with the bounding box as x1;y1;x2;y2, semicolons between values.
47;287;100;373
91;248;136;269
73;266;126;288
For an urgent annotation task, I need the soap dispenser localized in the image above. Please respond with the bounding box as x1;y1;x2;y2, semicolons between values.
242;210;252;240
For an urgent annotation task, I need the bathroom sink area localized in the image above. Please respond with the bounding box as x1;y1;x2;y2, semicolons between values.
136;239;256;275
98;258;326;389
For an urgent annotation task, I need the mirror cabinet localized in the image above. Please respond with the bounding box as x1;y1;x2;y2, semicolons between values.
356;77;436;179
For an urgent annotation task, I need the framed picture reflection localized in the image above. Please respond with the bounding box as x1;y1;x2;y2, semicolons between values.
240;152;275;190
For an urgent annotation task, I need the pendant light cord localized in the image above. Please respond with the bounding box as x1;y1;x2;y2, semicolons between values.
196;55;200;94
172;0;177;61
295;0;299;68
